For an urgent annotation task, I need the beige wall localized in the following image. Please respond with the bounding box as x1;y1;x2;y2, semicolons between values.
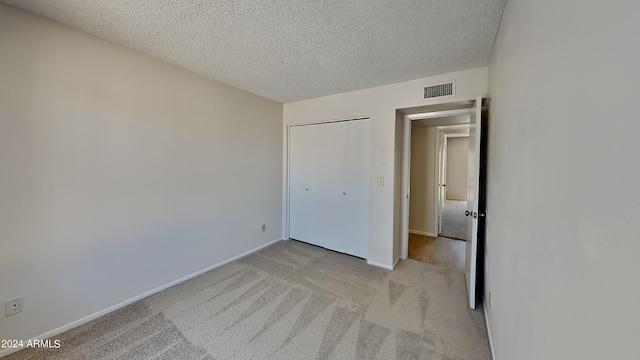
283;67;488;267
0;4;283;345
408;127;437;236
486;0;640;358
445;137;469;201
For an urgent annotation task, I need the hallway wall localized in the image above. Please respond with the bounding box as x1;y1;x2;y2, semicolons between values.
409;127;437;236
445;136;469;201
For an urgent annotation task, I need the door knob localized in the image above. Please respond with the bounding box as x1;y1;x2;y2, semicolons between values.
465;211;485;218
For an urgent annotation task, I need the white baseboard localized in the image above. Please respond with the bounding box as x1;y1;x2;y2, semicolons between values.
392;257;400;269
409;229;437;237
366;260;395;270
0;237;284;359
483;301;496;360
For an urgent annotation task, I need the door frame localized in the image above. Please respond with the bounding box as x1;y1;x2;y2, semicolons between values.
436;129;447;236
436;129;471;235
400;108;475;259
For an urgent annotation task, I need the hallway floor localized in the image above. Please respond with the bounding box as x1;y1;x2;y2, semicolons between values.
440;200;468;240
408;233;466;272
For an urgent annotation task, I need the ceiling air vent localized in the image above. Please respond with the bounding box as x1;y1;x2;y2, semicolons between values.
423;81;455;99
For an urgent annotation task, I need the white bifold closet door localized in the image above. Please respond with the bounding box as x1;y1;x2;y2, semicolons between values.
288;119;369;258
289;123;324;244
322;122;347;252
288;125;307;241
303;124;326;248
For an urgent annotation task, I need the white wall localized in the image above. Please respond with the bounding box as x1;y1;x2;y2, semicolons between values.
283;68;488;267
485;0;640;359
445;137;469;201
408;127;437;236
0;4;283;344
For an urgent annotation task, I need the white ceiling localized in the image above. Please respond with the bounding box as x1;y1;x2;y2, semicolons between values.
2;0;506;103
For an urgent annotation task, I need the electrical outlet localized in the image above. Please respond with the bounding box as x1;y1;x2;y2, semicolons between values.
261;224;266;232
6;297;23;316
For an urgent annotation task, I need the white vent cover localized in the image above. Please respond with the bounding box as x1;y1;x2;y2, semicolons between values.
424;81;455;99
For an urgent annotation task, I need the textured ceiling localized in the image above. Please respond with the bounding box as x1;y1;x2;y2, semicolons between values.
2;0;506;103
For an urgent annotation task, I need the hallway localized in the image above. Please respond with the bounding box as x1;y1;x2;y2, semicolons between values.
408;233;466;272
440;200;467;240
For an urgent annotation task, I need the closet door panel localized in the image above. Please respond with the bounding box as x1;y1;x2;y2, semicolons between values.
322;122;347;253
288;125;309;241
345;119;370;258
304;124;326;248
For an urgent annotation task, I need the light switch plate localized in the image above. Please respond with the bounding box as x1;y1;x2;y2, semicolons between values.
377;177;384;186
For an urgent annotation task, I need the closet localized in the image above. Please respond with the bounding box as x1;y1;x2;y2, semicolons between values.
288;119;370;258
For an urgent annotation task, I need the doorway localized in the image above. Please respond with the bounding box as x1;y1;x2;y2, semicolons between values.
438;127;470;241
397;97;487;309
406;120;470;272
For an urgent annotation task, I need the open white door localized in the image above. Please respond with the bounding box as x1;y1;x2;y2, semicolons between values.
465;96;485;309
437;131;446;235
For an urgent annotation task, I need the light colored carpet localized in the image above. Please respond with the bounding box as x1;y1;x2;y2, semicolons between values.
441;200;468;240
6;240;491;360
